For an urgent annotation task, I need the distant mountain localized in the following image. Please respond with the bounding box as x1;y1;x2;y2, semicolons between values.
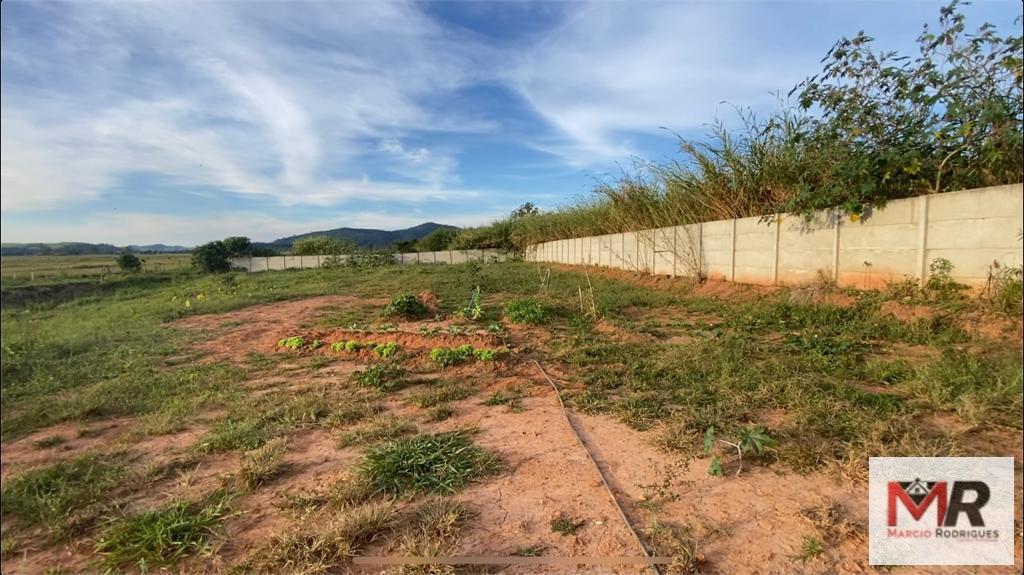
263;222;458;250
0;242;190;256
0;222;455;256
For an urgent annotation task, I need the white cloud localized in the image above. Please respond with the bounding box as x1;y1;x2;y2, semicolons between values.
508;1;814;165
0;1;493;213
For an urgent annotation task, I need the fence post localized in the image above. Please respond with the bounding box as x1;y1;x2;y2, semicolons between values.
832;213;841;282
671;227;678;278
772;216;781;285
916;195;930;284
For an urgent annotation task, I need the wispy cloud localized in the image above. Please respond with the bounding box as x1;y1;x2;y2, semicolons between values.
1;0;492;213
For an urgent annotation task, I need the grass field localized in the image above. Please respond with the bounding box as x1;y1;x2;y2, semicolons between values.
0;262;1020;573
1;254;191;286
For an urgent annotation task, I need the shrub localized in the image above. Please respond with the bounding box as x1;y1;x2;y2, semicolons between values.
222;236;253;258
115;253;143;272
382;294;428;319
191;241;231;273
359;432;499;496
503;298;547;324
291;236;355;255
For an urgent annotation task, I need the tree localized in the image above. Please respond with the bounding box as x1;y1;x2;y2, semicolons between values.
511;202;540;219
222;236;252;258
416;228;458;252
392;239;417;253
291;236;356;255
192;241;231;273
115;253;143;272
787;0;1023;215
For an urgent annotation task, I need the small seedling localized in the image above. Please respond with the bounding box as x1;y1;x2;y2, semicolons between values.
703;426;776;477
457;286;484;320
550;513;586;536
795;535;824;563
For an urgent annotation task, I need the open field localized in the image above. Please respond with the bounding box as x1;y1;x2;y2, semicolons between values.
1;254;191;286
1;262;1021;573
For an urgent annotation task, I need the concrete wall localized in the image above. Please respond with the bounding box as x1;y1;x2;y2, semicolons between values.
526;184;1024;289
231;249;510;272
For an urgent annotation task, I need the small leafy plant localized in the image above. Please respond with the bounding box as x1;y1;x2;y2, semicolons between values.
373;342;400;358
503;298;547;325
429;345;474;368
352;363;407;392
457;286;484;320
703;425;776;477
383;294;428;319
278;336;306;350
473;348;497;361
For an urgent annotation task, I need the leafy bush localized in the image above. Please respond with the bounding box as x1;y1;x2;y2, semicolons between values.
503;298;547;325
346;251;398;267
382;294;428;319
359;432;499;496
222;236;253;258
115;253;142;272
352;363;406;392
291;236;355;255
191;241;231;273
473;348;497;361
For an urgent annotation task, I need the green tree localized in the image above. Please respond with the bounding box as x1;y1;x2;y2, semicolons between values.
392;239;417;253
221;236;252;258
191;241;231;273
787;0;1023;215
416;228;458;252
115;253;143;272
291;236;356;255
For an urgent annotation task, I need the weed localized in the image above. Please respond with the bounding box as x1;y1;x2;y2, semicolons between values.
238;438;289;489
241;502;395;574
309;339;323;350
383;294;428;319
351;363;406;392
1;453;127;536
800;500;860;542
329;400;384;426
643;519;706;574
426;405;455;422
481;386;526;412
94;500;226;568
337;416;416;448
549;513;586;535
794;535;824;563
570;390;612;414
200;417;267;452
407;382;474;408
512;544;547;557
32;435;65;449
359;432;499;496
1;534;17;558
503;298;547;324
327;474;375;508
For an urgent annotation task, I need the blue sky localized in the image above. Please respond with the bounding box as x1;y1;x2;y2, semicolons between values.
2;0;1020;245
